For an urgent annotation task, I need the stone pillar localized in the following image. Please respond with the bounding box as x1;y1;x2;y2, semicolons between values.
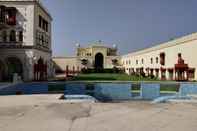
166;70;169;80
23;56;34;81
6;31;9;42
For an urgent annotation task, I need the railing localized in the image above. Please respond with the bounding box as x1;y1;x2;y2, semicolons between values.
0;42;23;48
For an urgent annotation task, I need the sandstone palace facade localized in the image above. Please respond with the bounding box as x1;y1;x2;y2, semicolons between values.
53;42;121;74
54;33;197;81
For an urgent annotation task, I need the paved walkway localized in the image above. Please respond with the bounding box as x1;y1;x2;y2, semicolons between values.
0;94;197;131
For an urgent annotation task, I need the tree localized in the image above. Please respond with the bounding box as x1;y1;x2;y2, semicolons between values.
112;59;118;67
81;59;88;69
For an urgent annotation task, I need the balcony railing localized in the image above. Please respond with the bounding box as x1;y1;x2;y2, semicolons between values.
0;42;23;48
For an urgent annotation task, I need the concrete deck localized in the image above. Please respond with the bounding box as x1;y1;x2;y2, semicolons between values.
0;94;197;131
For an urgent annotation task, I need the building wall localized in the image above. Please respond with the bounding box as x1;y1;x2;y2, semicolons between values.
53;57;82;72
0;0;53;81
34;2;52;49
122;33;197;81
0;1;35;45
53;44;121;72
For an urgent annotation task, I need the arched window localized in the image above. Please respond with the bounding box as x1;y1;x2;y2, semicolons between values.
18;31;23;42
2;30;7;42
141;59;144;64
160;52;165;65
151;58;153;64
156;57;159;64
136;60;138;65
10;30;16;42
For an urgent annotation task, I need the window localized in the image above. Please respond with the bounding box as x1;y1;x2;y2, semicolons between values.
160;52;165;65
39;15;42;28
151;58;153;64
156;57;159;64
136;60;138;65
18;31;23;42
2;31;7;42
7;8;16;25
10;30;16;42
38;15;49;32
41;35;44;45
141;59;144;64
46;23;48;32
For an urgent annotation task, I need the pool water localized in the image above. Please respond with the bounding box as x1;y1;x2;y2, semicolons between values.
0;82;197;101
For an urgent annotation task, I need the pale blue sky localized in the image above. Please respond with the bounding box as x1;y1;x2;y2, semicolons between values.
42;0;197;56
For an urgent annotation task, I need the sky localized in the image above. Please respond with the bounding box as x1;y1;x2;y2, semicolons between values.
41;0;197;57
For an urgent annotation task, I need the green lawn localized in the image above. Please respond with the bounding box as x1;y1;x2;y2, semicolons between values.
72;73;158;81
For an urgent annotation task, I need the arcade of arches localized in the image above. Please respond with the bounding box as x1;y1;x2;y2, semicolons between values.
0;57;23;81
0;57;48;82
33;57;48;81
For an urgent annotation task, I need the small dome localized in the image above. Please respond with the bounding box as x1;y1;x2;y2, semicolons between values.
113;44;117;48
76;43;80;47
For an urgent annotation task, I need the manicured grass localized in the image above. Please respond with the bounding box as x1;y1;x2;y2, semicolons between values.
72;73;158;81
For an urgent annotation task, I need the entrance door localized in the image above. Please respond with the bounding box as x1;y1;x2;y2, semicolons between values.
95;53;104;70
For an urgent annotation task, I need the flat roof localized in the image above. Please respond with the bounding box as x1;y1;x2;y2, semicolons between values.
123;32;197;57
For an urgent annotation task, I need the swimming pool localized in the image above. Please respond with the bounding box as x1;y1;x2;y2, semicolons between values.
0;82;196;101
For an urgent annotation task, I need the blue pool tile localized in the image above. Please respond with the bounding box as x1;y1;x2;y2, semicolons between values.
0;83;48;95
65;83;86;95
140;83;160;100
179;84;197;96
94;83;132;101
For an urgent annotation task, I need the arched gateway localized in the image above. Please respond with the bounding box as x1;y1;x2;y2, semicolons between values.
0;60;6;81
6;57;23;81
95;53;104;69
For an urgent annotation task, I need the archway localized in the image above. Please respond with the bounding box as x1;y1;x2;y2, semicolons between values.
34;57;47;81
95;53;104;69
0;60;5;81
6;57;23;81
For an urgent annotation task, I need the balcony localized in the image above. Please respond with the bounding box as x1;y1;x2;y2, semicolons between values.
0;41;23;48
0;6;17;29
